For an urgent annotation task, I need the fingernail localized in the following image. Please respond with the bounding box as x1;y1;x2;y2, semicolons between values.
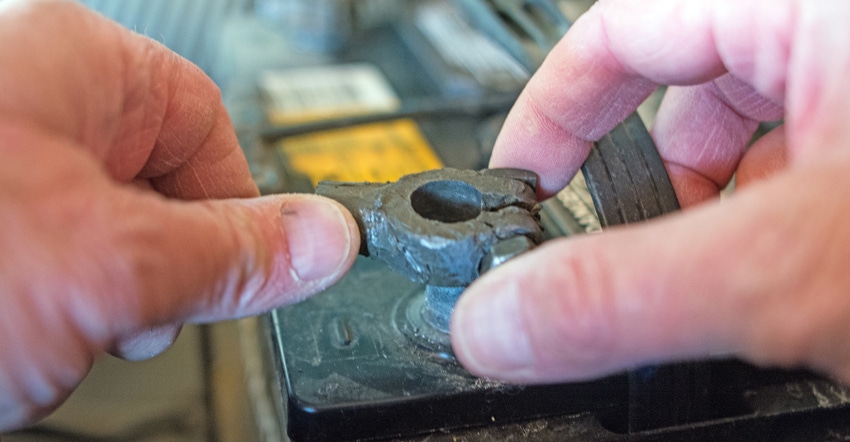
281;196;353;282
452;283;534;378
113;324;182;361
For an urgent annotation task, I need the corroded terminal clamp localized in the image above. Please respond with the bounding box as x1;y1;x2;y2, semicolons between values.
316;168;543;288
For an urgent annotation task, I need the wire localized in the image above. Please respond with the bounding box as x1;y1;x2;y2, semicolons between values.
259;93;518;143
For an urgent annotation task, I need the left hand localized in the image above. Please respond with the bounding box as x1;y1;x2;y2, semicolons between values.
0;0;358;429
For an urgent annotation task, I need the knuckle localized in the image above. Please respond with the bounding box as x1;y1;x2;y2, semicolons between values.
743;272;850;374
186;201;273;317
740;191;850;375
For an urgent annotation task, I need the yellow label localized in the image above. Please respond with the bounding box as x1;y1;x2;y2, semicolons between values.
277;119;443;185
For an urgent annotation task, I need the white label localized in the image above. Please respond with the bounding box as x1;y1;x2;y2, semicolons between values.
260;63;400;122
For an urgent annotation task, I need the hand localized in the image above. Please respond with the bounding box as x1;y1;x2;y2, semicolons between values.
0;0;359;430
452;0;850;385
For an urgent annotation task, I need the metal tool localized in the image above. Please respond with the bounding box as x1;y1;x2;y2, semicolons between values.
317;167;542;343
317;168;541;285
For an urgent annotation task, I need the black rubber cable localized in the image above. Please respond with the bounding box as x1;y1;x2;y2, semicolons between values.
582;112;713;433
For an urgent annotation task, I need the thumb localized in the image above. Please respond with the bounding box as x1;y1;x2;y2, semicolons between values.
101;192;360;331
0;119;359;430
106;193;359;360
451;156;850;384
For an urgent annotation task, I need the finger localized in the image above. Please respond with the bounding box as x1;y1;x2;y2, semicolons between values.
0;0;256;199
489;2;658;197
129;55;256;200
737;125;789;187
453;153;850;384
112;11;258;199
653;75;784;207
94;192;360;331
2;120;359;350
786;1;850;162
1;119;358;429
491;0;850;197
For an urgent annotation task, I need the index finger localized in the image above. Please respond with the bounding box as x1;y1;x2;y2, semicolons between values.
96;3;259;200
490;0;801;197
0;0;256;200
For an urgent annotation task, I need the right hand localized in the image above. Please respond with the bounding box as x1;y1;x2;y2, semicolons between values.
451;0;850;386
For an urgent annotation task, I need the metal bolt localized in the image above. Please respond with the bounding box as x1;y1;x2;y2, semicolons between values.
478;236;535;274
317;168;542;352
422;285;465;333
419;235;535;334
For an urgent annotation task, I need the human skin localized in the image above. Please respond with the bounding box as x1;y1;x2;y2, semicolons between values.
452;0;850;386
0;0;359;430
